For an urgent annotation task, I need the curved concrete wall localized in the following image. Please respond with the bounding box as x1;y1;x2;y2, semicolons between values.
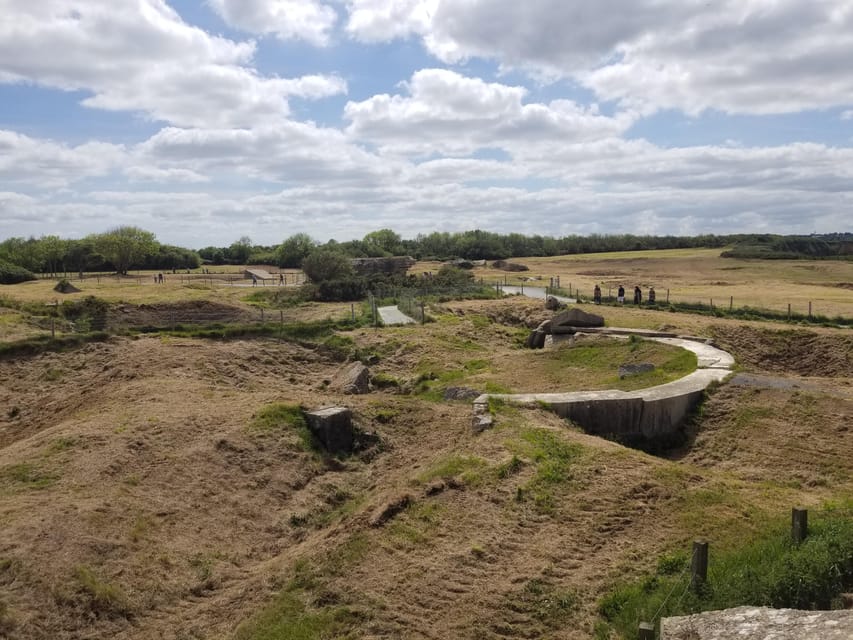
474;333;734;447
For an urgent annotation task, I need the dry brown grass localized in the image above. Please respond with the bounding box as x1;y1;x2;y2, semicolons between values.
0;256;851;639
413;248;853;318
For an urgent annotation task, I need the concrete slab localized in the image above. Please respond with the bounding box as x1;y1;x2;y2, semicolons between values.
378;305;416;325
661;606;853;640
653;337;735;369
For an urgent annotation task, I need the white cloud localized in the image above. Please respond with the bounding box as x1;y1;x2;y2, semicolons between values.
135;123;397;185
0;0;345;127
345;0;436;42
0;130;125;187
344;69;633;155
209;0;338;46
124;166;210;184
344;0;853;115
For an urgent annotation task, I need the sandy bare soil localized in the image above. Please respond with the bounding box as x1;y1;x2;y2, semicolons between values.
0;297;851;639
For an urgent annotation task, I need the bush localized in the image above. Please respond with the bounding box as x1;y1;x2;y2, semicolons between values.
302;250;353;283
312;277;367;302
0;260;37;284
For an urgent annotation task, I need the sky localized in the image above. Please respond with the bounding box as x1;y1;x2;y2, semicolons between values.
0;0;852;248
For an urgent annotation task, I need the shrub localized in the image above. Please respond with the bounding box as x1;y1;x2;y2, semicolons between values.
302;250;353;283
0;260;36;284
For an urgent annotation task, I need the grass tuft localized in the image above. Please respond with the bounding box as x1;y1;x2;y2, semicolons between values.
72;566;131;616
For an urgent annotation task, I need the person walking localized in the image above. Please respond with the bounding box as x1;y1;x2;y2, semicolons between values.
593;284;602;304
617;285;625;304
648;286;656;304
633;285;642;304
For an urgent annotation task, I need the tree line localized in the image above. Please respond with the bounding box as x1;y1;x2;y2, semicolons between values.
2;227;849;285
0;227;200;282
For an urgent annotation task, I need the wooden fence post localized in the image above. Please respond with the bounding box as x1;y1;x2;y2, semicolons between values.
729;296;733;310
808;301;812;318
666;289;670;303
691;540;709;590
638;622;654;640
788;303;791;320
792;508;808;543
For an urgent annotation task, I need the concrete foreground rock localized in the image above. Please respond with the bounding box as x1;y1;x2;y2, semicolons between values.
661;606;853;640
305;406;354;454
333;361;370;394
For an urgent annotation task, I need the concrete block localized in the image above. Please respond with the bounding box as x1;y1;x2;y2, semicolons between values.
305;407;354;453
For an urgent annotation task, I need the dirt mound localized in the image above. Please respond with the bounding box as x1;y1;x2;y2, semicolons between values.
711;325;853;377
108;300;254;329
442;298;550;329
491;260;529;272
53;280;80;294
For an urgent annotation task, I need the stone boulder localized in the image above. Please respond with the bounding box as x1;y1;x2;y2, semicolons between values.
544;295;562;310
491;259;529;272
333;362;370;394
552;308;604;328
305;407;354;454
619;363;655;378
443;387;482;401
525;328;547;349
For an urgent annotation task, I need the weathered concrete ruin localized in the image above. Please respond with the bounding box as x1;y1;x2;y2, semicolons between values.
476;326;734;449
351;256;416;276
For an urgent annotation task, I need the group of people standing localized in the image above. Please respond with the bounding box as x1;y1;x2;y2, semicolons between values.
593;284;656;305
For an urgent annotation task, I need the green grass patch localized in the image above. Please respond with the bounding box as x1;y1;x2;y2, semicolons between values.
236;533;370;638
0;331;111;359
540;338;698;391
386;502;443;547
508;428;584;514
370;373;400;390
72;565;131;616
417;455;488;485
249;403;316;452
0;463;57;491
598;510;853;639
234;583;361;640
46;437;76;454
508;578;579;628
320;334;356;360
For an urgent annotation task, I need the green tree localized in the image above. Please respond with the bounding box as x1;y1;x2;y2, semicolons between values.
301;250;354;282
276;233;316;268
93;227;158;275
229;236;253;264
40;235;67;276
363;229;403;256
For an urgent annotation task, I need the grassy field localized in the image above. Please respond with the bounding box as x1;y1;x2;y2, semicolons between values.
0;250;851;639
412;248;853;319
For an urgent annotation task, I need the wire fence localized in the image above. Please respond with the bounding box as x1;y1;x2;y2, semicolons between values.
480;277;851;326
